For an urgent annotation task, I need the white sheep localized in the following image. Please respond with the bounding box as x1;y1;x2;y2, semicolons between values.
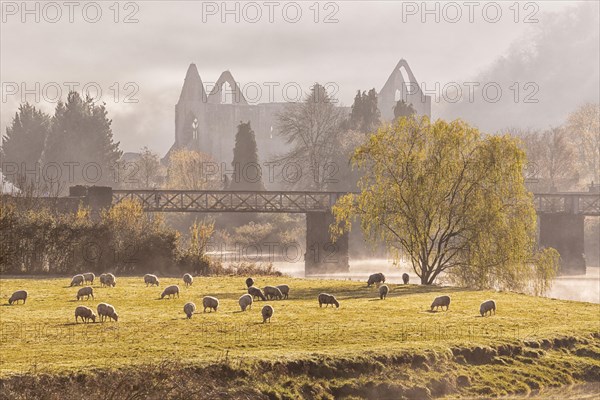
379;285;389;300
431;295;451;311
239;294;253;311
75;305;96;323
144;274;160;287
402;273;409;284
202;296;219;312
263;286;283;300
183;302;196;319
105;273;116;287
318;293;340;308
480;300;496;317
97;302;118;322
70;274;85;287
261;305;274;323
83;272;95;285
367;273;385;287
276;284;289;299
8;290;27;305
161;285;180;299
248;286;266;301
183;273;193;287
76;286;94;301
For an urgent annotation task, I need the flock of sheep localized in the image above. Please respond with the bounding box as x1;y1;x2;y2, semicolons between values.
6;272;498;323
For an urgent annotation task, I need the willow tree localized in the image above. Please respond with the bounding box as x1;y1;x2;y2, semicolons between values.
332;116;558;292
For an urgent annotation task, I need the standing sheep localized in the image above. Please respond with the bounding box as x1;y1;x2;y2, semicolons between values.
183;273;193;287
276;284;290;299
318;293;340;308
480;300;496;317
402;273;409;284
248;286;266;301
202;296;219;312
8;290;27;305
70;274;85;287
367;273;386;287
75;306;96;323
263;286;283;300
161;285;180;299
76;286;94;301
144;274;160;287
239;294;253;311
97;303;118;322
105;273;117;287
83;272;95;285
261;305;274;323
245;277;254;288
183;302;196;319
99;274;108;287
379;285;389;300
430;295;451;311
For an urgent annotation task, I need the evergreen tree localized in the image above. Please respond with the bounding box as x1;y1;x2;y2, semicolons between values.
43;91;122;191
348;89;380;133
1;103;50;189
393;100;416;120
230;121;264;190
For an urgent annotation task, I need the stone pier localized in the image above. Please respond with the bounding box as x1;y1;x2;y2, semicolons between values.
539;214;586;275
305;212;349;275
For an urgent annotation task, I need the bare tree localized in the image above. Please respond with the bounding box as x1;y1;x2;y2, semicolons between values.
276;83;345;190
568;103;600;184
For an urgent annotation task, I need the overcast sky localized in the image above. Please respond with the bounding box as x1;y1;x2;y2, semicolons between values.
1;1;598;154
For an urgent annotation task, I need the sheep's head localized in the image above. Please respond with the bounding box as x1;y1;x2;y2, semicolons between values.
113;312;119;321
334;299;340;308
91;314;97;323
8;298;13;305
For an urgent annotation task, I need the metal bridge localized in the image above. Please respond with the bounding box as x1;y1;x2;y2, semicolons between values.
112;190;600;216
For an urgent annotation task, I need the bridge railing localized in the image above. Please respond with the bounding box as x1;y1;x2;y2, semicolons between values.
112;190;349;213
533;193;600;216
111;190;600;216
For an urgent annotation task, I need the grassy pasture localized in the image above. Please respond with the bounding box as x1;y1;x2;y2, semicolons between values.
1;276;598;377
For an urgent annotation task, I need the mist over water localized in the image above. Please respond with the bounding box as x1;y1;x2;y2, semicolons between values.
268;258;600;304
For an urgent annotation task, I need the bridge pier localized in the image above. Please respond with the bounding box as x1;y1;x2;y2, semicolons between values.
305;212;349;275
539;214;586;275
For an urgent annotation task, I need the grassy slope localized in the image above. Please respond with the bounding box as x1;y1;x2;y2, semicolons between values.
0;276;599;398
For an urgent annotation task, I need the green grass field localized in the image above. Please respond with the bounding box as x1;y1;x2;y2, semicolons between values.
1;276;598;377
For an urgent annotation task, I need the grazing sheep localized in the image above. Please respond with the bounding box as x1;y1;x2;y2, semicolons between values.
99;273;108;287
318;293;340;308
161;285;180;299
379;285;389;300
75;306;96;323
8;290;27;305
402;273;409;284
183;273;193;287
248;286;266;301
83;272;95;285
261;305;274;323
480;300;496;317
105;273;116;287
430;295;451;311
70;274;85;287
97;302;118;322
144;274;159;287
276;284;290;299
263;286;283;300
183;302;196;319
367;273;386;287
76;286;94;301
239;294;253;311
202;296;219;312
